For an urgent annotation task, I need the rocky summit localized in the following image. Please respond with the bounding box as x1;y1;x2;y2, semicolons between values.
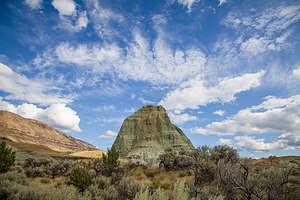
112;105;195;165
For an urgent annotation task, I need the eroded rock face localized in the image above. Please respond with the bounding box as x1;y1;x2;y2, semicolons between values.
112;105;195;165
0;110;98;152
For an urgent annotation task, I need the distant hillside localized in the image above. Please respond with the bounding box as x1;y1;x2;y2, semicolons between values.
0;110;98;153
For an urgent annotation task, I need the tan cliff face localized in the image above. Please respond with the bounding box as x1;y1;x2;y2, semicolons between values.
112;105;195;165
0;110;97;152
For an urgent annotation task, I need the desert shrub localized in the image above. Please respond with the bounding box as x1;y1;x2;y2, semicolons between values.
93;158;103;175
0;180;90;200
24;157;36;168
24;157;52;168
92;175;111;189
210;145;239;164
0;170;27;185
117;177;144;200
190;185;223;200
0;141;16;173
40;177;50;184
134;188;152;200
50;161;66;178
87;184;118;200
216;160;295;200
171;181;189;200
216;160;260;200
25;166;47;177
87;175;120;200
161;183;171;190
152;188;169;200
144;169;155;177
194;160;216;186
152;179;161;189
178;171;186;177
208;196;224;200
69;166;92;193
23;157;56;178
159;149;194;171
259;165;294;200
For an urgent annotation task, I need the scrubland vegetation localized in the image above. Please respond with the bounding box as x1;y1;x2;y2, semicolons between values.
1;141;299;200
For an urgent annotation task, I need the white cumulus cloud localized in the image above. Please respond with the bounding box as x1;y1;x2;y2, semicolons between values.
292;66;300;79
160;71;265;112
169;112;197;124
99;130;118;139
234;136;288;152
52;0;76;16
0;99;81;132
218;138;232;146
192;94;300;150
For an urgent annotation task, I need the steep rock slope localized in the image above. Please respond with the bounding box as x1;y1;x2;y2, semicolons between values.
0;110;97;152
113;105;194;164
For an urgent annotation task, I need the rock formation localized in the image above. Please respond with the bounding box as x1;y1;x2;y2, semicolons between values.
0;110;97;152
112;105;195;165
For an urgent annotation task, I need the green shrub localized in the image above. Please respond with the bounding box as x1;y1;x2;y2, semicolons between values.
102;146;120;176
144;169;155;178
161;183;171;190
0;141;16;173
69;166;92;193
152;179;161;189
40;177;50;184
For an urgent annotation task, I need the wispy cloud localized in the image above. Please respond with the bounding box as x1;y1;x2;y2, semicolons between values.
174;0;200;12
25;0;43;9
93;105;116;112
0;63;73;106
213;110;225;116
223;3;300;55
218;0;227;7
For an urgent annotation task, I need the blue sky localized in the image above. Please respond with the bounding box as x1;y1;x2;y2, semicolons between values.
0;0;300;158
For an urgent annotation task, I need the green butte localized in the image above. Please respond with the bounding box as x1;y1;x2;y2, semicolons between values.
112;105;195;165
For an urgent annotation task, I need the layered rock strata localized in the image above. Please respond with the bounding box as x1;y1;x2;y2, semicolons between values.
113;105;194;164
